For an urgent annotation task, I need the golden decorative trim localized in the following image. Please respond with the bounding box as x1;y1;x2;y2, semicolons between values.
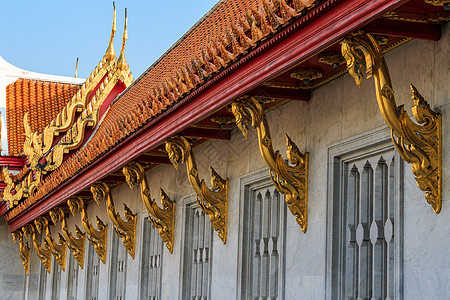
165;136;229;243
35;216;67;271
49;207;86;268
12;230;31;275
424;0;449;6
22;224;52;274
318;51;345;68
67;196;108;264
3;167;41;208
290;68;323;83
210;115;236;127
123;161;175;253
342;31;442;213
381;10;450;24
91;182;136;258
231;96;308;232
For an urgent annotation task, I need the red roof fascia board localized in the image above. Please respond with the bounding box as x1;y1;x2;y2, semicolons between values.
364;19;442;41
0;156;28;168
0;202;7;216
8;0;409;232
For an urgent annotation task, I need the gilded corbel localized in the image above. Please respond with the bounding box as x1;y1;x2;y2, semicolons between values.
67;196;108;263
341;31;442;213
35;216;67;271
22;223;52;274
123;161;175;253
49;207;85;268
91;182;136;258
231;96;308;233
165;136;229;243
12;230;31;275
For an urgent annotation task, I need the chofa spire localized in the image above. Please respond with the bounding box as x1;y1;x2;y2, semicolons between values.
104;2;117;61
117;7;128;70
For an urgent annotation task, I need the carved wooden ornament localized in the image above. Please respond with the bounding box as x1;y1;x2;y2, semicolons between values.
123;161;175;253
91;182;137;258
49;207;86;269
342;31;442;213
232;96;308;233
67;196;108;264
165;136;229;244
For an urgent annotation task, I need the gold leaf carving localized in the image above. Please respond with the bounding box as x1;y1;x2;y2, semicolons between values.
342;31;442;213
23;4;133;175
165;136;228;243
123;161;175;253
91;182;136;258
232;96;308;232
3;167;41;208
22;223;52;274
67;196;108;264
35;216;67;271
49;207;85;268
12;230;31;275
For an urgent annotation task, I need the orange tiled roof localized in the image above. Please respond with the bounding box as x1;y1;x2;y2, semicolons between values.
5;0;320;221
6;79;80;156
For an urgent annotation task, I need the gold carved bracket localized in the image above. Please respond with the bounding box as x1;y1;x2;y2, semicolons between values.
342;31;442;213
123;161;175;253
22;223;52;273
35;216;67;271
49;207;85;268
165;136;229;243
91;182;136;258
231;96;308;233
67;196;108;263
12;230;31;275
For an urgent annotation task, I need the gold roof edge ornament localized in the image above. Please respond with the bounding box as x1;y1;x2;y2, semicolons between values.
123;161;175;253
165;136;228;244
22;2;124;174
117;7;128;71
3;164;42;208
231;96;308;233
104;2;117;61
341;31;442;213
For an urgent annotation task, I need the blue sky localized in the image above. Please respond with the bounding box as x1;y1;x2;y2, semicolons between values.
1;0;219;79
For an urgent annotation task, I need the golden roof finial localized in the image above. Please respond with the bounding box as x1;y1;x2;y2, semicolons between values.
117;8;128;70
104;2;116;61
75;58;79;78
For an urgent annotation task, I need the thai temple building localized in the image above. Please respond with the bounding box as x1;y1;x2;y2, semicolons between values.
0;0;449;299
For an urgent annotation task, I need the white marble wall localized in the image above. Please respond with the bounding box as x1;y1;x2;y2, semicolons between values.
0;220;25;300
16;23;450;299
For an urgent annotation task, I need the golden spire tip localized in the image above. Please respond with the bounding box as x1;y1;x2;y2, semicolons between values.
75;57;78;78
104;2;117;61
117;7;128;70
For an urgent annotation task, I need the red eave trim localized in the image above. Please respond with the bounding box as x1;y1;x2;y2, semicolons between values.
0;202;8;216
8;0;409;232
0;156;27;168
